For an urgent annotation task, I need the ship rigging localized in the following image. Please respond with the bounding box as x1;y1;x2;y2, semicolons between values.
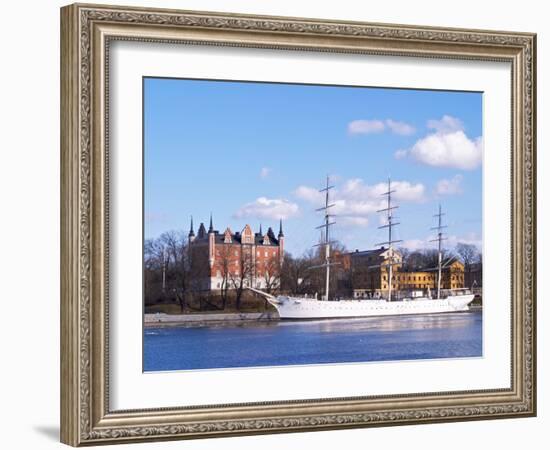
247;175;475;319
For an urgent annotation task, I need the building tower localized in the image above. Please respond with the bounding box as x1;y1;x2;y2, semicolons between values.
278;219;285;265
188;216;195;243
208;213;215;268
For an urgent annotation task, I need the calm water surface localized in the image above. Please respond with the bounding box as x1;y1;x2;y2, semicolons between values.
143;311;482;371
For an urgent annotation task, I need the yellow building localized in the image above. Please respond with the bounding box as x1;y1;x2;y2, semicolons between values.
348;247;465;298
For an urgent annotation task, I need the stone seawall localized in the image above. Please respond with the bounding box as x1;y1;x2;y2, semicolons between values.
145;311;279;327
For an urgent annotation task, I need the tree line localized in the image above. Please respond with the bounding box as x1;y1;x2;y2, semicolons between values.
144;230;481;313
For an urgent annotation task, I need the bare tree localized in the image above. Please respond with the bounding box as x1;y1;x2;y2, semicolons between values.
397;247;411;264
455;243;479;271
262;256;281;294
144;237;168;305
158;230;189;312
230;246;254;310
216;245;233;309
401;248;455;271
280;251;315;295
455;243;480;289
422;248;455;269
400;250;424;271
307;240;348;299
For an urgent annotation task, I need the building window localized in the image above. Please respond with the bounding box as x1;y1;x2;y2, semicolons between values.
234;250;238;256
265;251;268;257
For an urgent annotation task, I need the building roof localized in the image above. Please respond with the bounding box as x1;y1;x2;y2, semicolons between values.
213;230;279;246
192;223;280;246
349;247;393;258
197;222;207;238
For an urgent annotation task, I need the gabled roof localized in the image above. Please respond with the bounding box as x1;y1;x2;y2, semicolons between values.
210;229;279;246
191;220;280;246
197;222;207;238
349;247;395;258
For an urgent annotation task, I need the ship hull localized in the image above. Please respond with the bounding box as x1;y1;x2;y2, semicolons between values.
267;295;475;320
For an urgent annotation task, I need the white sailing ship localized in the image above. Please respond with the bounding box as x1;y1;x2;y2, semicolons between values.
249;177;475;319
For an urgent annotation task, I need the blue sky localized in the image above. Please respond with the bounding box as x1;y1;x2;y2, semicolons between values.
144;77;482;256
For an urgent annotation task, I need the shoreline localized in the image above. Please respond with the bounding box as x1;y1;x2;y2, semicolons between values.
144;311;278;327
145;305;482;328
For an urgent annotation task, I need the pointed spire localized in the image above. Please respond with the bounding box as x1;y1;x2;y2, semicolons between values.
259;223;263;235
208;213;214;233
189;215;195;237
278;218;284;238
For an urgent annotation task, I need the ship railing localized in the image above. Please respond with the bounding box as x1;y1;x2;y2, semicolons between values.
442;288;473;296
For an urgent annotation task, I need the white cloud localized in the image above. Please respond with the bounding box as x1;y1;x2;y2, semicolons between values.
427;115;464;133
394;149;408;160
259;167;271;179
410;130;482;170
436;174;463;196
400;232;482;252
338;178;426;203
294;185;324;204
348;119;415;136
400;239;428;251
447;233;482;251
390;180;427;202
385;119;416;136
396;116;482;170
234;197;299;220
294;177;425;228
348;119;385;135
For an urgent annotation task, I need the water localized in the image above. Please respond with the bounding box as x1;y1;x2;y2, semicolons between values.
143;311;482;371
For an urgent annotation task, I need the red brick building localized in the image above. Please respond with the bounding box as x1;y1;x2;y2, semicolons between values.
188;216;284;293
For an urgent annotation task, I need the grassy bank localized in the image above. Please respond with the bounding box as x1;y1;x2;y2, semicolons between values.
144;292;277;315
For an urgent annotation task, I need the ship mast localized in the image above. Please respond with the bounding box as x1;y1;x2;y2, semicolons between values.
315;175;336;301
376;177;402;302
430;204;447;300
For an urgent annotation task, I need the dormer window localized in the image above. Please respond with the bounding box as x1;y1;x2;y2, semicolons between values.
223;227;233;244
241;224;254;244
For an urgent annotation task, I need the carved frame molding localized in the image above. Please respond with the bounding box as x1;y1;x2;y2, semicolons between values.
61;3;536;446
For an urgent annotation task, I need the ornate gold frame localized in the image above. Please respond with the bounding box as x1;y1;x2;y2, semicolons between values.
60;3;536;446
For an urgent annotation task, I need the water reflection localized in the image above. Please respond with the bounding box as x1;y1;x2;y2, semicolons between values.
144;311;482;371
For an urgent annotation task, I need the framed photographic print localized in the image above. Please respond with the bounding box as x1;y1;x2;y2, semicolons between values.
60;3;536;446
